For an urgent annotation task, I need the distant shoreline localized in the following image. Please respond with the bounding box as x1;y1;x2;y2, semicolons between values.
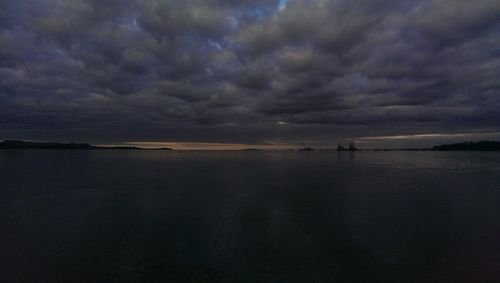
0;140;172;150
288;141;500;151
1;140;499;151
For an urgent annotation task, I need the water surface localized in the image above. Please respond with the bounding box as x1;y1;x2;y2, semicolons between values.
1;151;499;282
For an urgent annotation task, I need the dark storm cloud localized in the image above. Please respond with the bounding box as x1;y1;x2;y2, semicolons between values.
0;0;499;145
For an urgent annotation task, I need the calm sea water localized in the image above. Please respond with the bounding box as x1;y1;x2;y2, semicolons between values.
0;150;499;282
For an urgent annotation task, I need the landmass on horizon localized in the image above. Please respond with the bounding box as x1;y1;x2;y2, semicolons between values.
431;141;500;151
0;140;172;150
1;140;499;151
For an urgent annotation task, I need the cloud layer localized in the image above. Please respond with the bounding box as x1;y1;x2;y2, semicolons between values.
1;0;499;146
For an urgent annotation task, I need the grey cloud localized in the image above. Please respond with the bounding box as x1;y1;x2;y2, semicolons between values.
0;0;499;145
409;0;500;47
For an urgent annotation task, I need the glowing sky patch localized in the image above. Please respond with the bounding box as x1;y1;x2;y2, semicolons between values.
278;0;289;11
357;133;476;141
122;142;291;150
349;132;500;149
208;39;223;50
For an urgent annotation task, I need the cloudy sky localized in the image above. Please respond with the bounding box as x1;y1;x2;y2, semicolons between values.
1;0;499;149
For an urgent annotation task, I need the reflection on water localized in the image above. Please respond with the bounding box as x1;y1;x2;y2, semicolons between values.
1;151;499;282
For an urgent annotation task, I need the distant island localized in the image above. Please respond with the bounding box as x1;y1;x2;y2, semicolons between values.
431;141;500;151
0;140;172;150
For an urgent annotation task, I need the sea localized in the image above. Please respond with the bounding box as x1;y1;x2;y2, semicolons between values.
1;150;499;282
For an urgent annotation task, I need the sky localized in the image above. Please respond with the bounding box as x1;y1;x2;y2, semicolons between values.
1;0;499;149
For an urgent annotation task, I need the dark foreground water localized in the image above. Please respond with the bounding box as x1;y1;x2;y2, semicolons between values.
0;150;499;282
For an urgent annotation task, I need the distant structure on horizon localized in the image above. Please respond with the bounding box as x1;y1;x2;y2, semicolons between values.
349;142;357;151
337;142;358;151
299;141;314;151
